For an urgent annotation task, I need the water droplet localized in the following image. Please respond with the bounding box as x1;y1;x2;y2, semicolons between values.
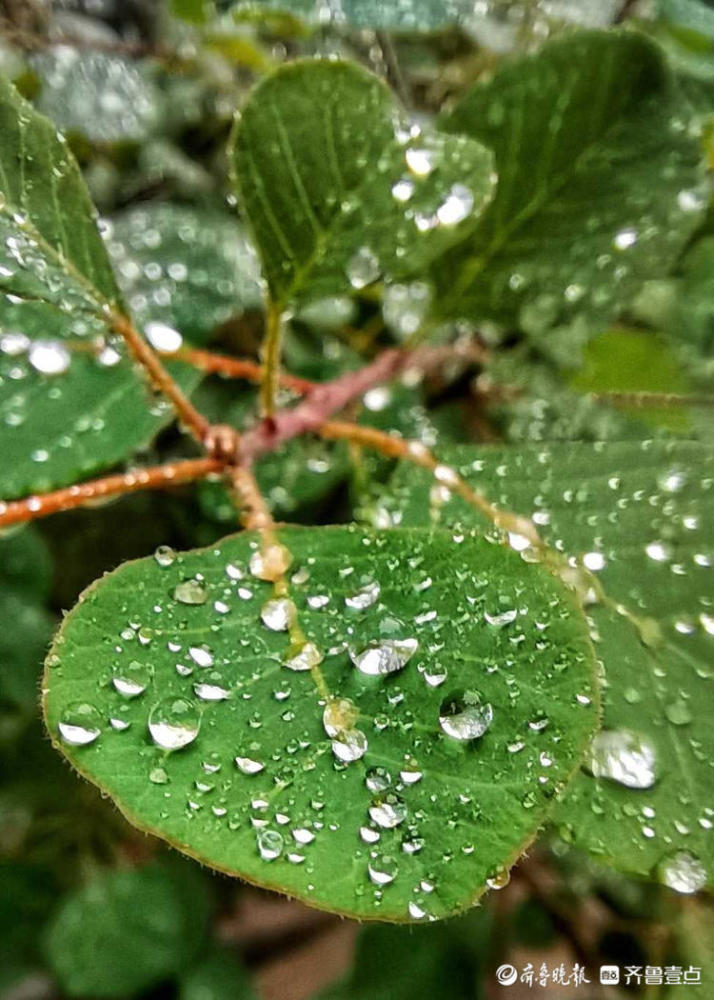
349;638;418;676
145;320;182;352
368;854;398;886
283;640;323;672
332;728;368;762
436;184;474;225
365;766;392;793
189;644;214;668
148;697;200;751
323;697;358;737
658;851;707;894
614;227;638;250
257;829;284;861
586;730;656;789
369;794;407;829
112;660;150;698
346;246;380;289
439;690;493;741
194;682;230;701
405;147;435;176
28;340;71;375
249;544;292;582
484;609;517;627
260;597;296;631
154;545;176;568
235;755;265;775
58;702;102;746
345;579;381;611
665;700;692;726
174;579;207;605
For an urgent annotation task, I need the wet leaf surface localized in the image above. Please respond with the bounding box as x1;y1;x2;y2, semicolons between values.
232;59;496;307
388;441;714;887
434;31;706;332
43;525;597;921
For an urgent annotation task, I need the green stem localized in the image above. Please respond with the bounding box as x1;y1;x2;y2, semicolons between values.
261;301;284;418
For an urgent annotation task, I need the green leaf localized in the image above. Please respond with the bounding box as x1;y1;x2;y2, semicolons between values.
388;441;714;887
231;0;618;33
434;31;706;332
43;525;597;921
318;911;491;1000
107;203;263;343
45;862;210;998
231;59;496;308
0;529;54;713
180;948;256;1000
32;51;161;144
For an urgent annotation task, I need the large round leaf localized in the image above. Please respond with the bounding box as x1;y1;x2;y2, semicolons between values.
43;526;598;921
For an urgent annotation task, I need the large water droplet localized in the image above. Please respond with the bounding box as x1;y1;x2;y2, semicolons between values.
346;246;380;289
148;697;200;751
349;638;417;676
283;640;322;672
112;660;151;698
174;579;207;605
586;730;656;789
369;794;407;829
58;702;102;746
658;851;707;894
438;690;493;741
368;854;398;886
261;597;296;631
257;829;284;861
332;728;368;762
345;579;381;611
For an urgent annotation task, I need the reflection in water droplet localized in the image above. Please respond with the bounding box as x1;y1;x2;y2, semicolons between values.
148;697;200;750
345;579;381;611
174;579;207;605
260;597;296;631
369;794;407;829
154;545;176;568
112;660;151;698
586;729;656;789
283;641;323;672
346;246;380;289
368;854;398;886
235;756;265;775
658;851;707;894
332;728;368;763
249;544;292;582
257;829;284;861
349;638;418;676
439;690;493;741
58;702;102;746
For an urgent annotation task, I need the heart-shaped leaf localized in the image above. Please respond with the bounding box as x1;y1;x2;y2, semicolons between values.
231;59;496;308
433;31;706;332
43;525;597;921
387;441;714;890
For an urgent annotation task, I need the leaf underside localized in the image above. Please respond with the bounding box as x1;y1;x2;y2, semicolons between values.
43;525;598;921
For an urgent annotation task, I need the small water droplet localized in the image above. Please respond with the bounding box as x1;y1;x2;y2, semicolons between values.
58;702;102;746
349;638;417;676
148;697;200;751
438;690;493;741
174;579;207;605
586;730;656;789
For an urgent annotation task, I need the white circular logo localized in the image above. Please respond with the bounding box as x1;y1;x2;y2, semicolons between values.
496;964;518;986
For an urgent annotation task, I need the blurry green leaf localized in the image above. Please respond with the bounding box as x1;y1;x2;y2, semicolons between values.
0;530;54;713
32;50;161;144
172;0;217;24
232;59;496;307
180;948;256;1000
675;235;714;353
389;441;714;887
0;863;58;990
45;862;210;998
435;31;705;333
44;525;597;920
319;912;491;1000
569;328;694;433
659;0;714;42
108;203;263;343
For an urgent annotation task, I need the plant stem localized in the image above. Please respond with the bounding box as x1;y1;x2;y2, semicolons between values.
164;346;316;395
0;458;222;527
260;302;284;418
110;313;211;444
227;465;274;532
318;420;541;545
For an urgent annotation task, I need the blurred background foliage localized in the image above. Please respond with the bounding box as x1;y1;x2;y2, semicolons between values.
0;0;712;997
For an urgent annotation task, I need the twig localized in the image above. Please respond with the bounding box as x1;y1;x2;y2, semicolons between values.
110;313;211;445
240;348;408;461
164;346;316;395
0;458;222;527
